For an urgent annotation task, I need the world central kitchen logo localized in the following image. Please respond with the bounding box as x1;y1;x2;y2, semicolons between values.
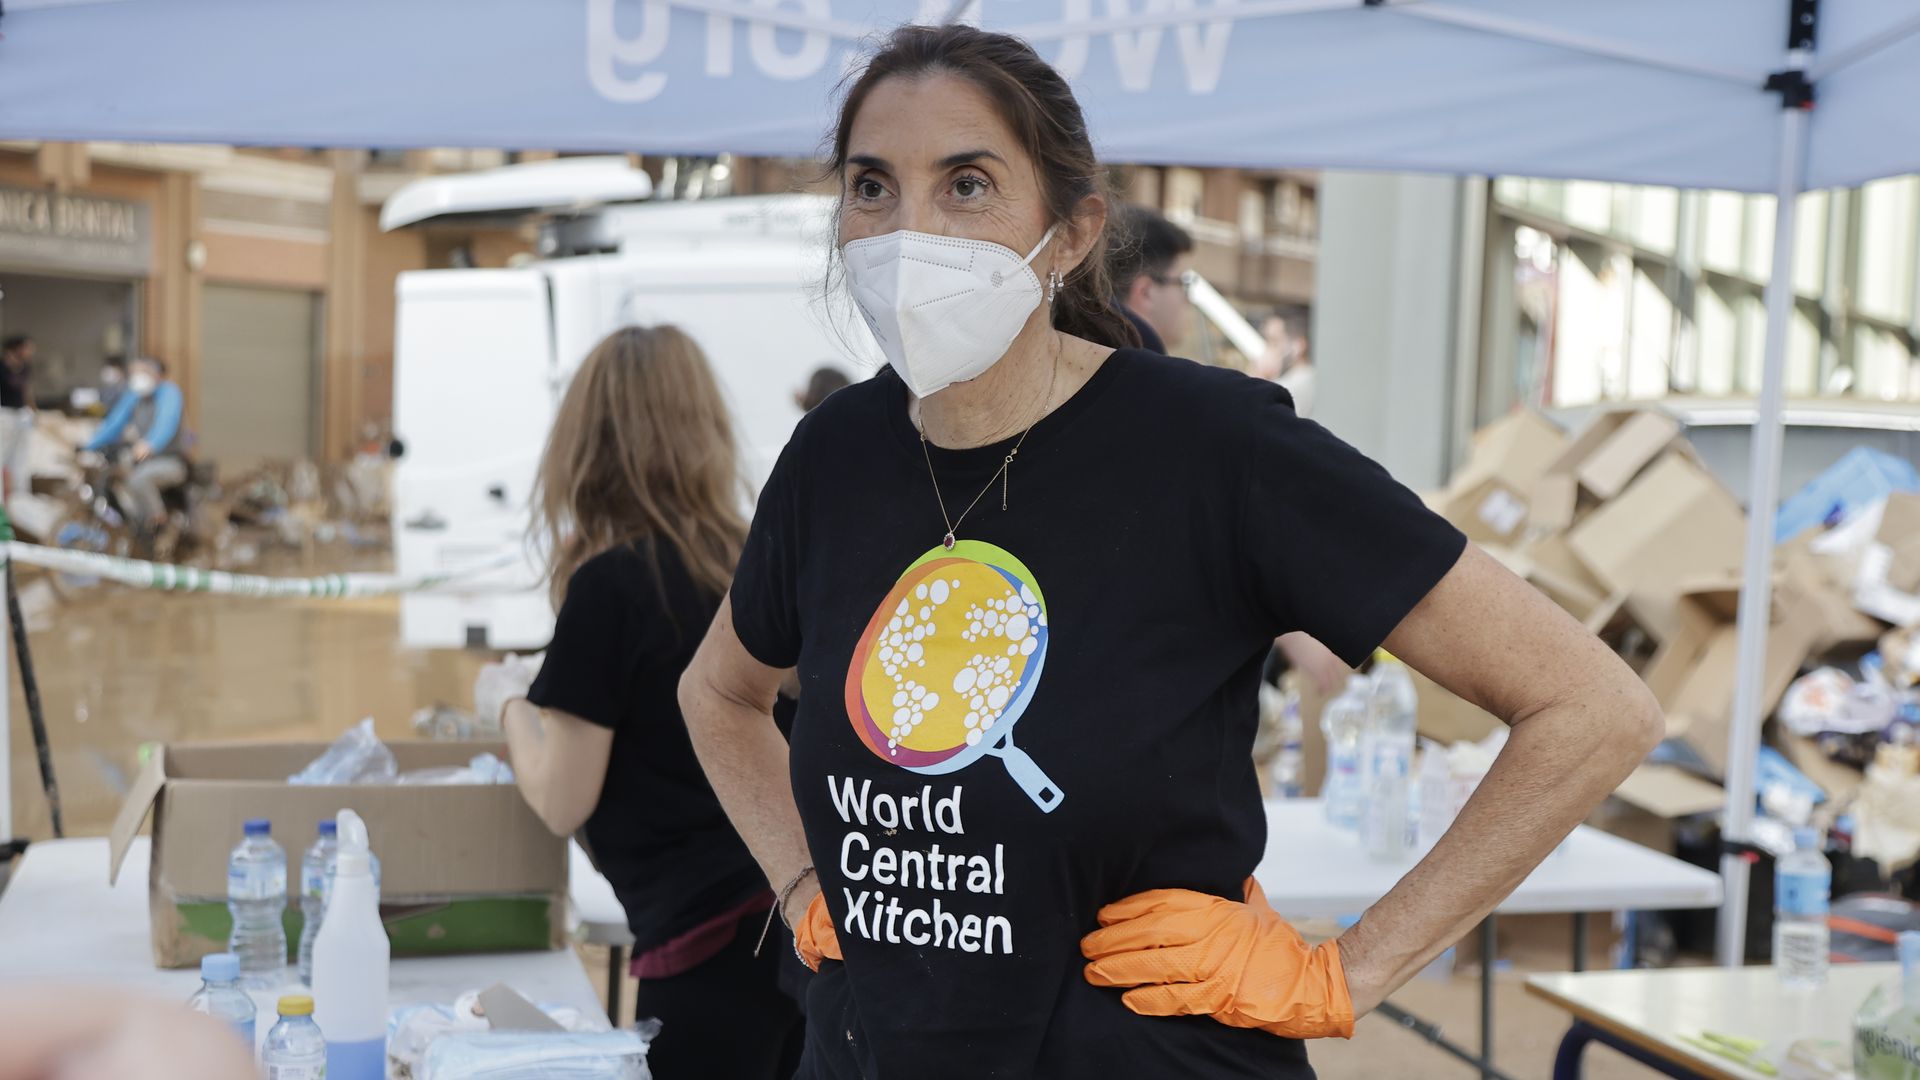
585;0;1242;103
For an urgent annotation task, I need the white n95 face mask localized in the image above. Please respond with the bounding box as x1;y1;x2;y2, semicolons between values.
843;225;1057;398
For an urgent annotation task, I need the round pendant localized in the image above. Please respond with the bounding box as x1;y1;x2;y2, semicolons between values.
943;532;956;550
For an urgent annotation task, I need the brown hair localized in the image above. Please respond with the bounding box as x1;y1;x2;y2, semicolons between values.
531;325;748;609
828;25;1141;351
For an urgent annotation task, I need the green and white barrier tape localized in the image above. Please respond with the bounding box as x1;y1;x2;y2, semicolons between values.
3;541;519;598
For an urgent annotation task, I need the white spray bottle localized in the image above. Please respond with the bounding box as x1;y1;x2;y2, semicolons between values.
311;808;389;1080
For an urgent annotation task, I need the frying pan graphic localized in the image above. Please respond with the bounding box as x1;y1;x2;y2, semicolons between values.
844;540;1064;812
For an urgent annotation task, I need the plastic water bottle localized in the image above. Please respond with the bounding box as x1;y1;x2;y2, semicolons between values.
312;809;389;1080
1773;827;1831;990
1853;931;1920;1079
262;994;328;1080
1321;675;1371;831
1273;674;1305;799
297;820;338;986
1365;657;1419;861
1417;739;1453;849
185;952;257;1051
228;818;288;985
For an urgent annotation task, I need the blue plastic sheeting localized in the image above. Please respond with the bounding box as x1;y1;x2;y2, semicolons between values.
1775;446;1920;543
1755;745;1825;807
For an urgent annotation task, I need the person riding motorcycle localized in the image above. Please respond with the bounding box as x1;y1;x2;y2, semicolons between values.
80;356;188;546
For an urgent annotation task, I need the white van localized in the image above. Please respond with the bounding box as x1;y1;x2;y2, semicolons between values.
386;160;856;649
384;158;1263;650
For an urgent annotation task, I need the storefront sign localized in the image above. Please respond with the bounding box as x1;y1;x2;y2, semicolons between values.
0;185;152;277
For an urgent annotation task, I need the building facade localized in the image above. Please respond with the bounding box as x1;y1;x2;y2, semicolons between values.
0;144;535;469
0;144;1320;468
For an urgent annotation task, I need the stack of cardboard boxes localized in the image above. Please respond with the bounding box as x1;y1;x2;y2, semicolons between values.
1423;407;1895;848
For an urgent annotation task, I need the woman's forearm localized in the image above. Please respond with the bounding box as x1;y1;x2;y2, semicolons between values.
503;698;553;818
1335;682;1662;1012
680;651;814;919
502;699;610;836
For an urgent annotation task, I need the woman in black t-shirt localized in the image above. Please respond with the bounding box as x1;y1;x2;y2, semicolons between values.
501;326;802;1078
680;26;1664;1080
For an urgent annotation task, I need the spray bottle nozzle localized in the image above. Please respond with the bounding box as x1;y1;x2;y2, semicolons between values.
334;809;372;876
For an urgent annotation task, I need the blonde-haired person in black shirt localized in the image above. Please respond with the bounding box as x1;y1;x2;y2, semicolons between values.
680;25;1662;1080
502;325;802;1078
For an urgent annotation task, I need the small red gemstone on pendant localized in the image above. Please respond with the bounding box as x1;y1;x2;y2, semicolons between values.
943;533;956;550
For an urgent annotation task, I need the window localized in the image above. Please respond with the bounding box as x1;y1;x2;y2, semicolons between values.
1700;191;1746;275
1631;187;1678;255
1855;177;1917;323
1489;172;1920;410
1627;263;1674;398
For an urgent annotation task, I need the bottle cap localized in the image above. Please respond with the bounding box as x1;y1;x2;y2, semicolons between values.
317;820;337;837
1793;827;1819;851
243;819;271;837
201;952;239;982
277;995;314;1017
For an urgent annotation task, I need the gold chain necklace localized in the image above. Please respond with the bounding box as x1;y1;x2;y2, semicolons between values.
914;347;1060;551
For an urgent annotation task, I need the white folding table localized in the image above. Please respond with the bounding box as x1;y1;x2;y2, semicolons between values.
1528;964;1893;1080
0;837;607;1056
1254;798;1724;1080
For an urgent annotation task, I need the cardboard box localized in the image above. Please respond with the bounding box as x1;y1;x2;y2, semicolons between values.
1777;733;1865;805
1584;592;1662;675
1527;410;1683;533
1437;410;1569;545
1568;453;1747;637
1876;493;1920;591
1774;534;1885;652
1516;534;1611;621
1636;578;1820;779
1558;410;1685;499
1594;764;1727;854
108;741;567;970
1527;472;1584;535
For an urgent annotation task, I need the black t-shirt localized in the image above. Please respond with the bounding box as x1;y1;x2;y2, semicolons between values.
1;359;31;409
731;349;1465;1079
1120;306;1164;355
528;541;771;953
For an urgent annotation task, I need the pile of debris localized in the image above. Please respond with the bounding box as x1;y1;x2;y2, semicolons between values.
1427;409;1920;874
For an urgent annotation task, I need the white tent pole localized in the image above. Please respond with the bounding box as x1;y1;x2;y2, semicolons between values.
1716;91;1810;969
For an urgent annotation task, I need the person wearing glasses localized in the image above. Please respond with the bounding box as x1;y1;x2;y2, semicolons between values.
1106;203;1193;355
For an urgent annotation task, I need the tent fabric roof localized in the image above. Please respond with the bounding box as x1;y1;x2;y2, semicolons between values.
2;0;1917;193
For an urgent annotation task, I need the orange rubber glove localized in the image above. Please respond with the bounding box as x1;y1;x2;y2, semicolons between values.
1081;878;1354;1040
795;891;842;972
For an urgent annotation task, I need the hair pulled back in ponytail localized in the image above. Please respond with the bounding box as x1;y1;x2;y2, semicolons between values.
826;24;1141;352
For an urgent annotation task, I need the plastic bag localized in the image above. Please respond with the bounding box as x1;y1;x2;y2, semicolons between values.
420;1028;656;1080
412;703;479;741
473;653;544;735
389;991;611;1079
289;717;397;785
397;752;516;786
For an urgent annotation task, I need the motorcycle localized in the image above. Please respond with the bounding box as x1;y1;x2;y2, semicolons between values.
45;448;226;595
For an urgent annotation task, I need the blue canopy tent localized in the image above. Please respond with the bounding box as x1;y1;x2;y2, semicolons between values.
5;0;1920;970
